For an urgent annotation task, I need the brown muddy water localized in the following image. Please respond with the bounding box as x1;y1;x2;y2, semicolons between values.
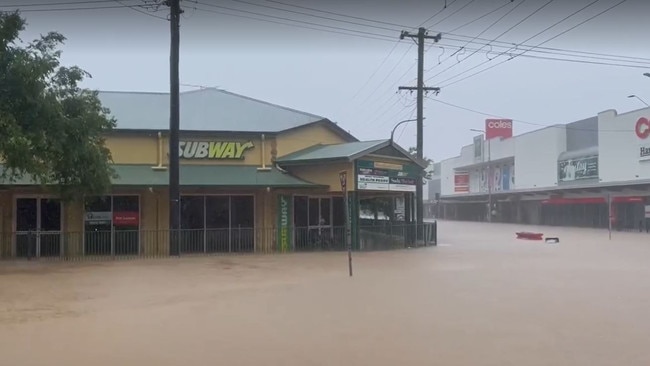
2;221;650;365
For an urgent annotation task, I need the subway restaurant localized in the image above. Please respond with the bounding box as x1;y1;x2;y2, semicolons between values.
0;88;429;259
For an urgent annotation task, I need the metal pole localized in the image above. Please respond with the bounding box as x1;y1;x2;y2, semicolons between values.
345;188;352;277
608;193;612;240
415;27;425;243
487;137;492;222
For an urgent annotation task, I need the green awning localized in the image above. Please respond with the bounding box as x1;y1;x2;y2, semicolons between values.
0;164;325;188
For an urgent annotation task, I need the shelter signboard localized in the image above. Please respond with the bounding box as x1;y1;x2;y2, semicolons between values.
276;194;293;252
356;160;418;192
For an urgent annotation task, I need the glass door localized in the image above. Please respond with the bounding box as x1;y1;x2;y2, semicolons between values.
15;198;62;258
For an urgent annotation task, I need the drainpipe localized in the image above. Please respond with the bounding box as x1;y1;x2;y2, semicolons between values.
152;131;167;170
257;134;271;171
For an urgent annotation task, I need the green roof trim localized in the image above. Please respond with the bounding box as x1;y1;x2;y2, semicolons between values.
0;164;324;188
276;139;428;168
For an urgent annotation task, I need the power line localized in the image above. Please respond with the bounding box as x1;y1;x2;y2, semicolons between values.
0;0;115;6
445;0;517;33
440;0;627;88
426;0;478;29
263;0;410;29
111;0;167;20
418;0;460;28
224;0;402;33
0;3;133;11
425;96;638;133
433;42;650;68
426;0;546;81
440;34;650;64
192;6;396;43
194;1;397;38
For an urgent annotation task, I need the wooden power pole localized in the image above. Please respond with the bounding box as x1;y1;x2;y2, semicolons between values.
398;27;440;243
167;0;183;255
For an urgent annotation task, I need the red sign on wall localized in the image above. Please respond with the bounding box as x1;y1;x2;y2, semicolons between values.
454;172;469;193
485;119;513;140
112;211;139;226
635;117;650;139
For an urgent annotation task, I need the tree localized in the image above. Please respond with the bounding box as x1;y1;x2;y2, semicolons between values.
408;147;434;181
0;12;116;199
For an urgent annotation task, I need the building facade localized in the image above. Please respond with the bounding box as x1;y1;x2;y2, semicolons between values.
0;88;429;259
436;107;650;230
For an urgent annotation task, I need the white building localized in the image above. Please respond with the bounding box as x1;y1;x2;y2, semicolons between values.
435;107;650;230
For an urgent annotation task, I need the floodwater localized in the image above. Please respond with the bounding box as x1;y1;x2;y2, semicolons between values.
2;221;650;366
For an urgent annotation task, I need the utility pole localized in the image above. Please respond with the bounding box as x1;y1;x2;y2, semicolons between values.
398;27;441;243
167;0;183;256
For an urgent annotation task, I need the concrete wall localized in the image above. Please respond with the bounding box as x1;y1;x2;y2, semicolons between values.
514;126;567;190
599;107;650;183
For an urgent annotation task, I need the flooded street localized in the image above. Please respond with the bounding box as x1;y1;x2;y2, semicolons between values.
2;221;650;365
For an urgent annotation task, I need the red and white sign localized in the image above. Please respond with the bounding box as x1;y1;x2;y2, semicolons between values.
112;211;139;226
635;117;650;139
485;119;513;140
454;171;470;193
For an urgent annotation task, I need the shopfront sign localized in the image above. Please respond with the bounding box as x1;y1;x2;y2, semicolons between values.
356;160;418;192
276;195;292;252
485;119;513;140
558;155;598;182
179;141;254;159
635;117;650;139
454;171;469;193
84;211;112;225
113;211;139;226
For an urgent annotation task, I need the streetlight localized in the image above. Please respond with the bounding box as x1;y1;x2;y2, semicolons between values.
390;118;422;142
628;95;649;107
470;128;492;222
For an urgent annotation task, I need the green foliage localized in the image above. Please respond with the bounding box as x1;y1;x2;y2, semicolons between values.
0;11;116;199
408;147;433;181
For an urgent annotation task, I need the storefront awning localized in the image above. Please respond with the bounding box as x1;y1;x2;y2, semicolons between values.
0;164;325;188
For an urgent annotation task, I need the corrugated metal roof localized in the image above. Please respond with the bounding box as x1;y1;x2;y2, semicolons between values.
277;140;390;162
277;139;429;168
97;88;326;132
0;164;324;188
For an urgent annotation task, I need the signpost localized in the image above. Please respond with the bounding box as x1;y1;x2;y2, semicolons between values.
340;170;353;277
608;193;612;240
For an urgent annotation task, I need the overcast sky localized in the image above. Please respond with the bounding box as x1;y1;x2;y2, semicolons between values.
6;0;650;162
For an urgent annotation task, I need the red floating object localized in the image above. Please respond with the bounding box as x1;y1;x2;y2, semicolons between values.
516;232;544;240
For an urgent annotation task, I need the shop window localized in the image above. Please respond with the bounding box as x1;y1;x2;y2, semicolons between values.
84;195;140;256
293;196;344;251
180;195;255;253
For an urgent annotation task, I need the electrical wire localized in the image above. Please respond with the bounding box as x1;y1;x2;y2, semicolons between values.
224;0;402;33
440;0;626;88
192;6;396;43
425;0;542;81
425;0;478;29
263;0;410;29
434;42;650;68
417;0;460;28
425;96;637;133
445;0;516;33
111;0;167;20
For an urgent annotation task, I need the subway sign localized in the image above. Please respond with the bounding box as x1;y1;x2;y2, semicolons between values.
179;141;254;159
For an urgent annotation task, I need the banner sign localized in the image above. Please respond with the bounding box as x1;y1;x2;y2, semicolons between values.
454;171;470;193
357;160;419;192
558;155;598;182
276;194;292;252
179;141;254;159
112;211;139;226
485;119;513;140
501;165;510;191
